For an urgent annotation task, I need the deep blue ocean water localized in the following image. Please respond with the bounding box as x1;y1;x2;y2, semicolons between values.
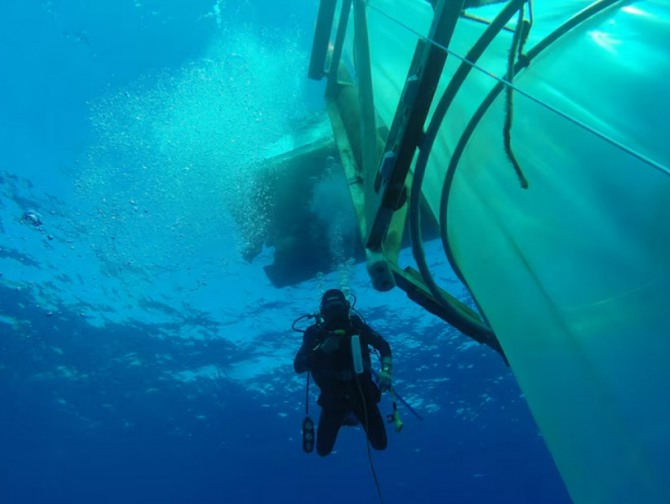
0;1;571;503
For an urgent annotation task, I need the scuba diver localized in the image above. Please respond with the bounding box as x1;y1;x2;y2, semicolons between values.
293;289;393;456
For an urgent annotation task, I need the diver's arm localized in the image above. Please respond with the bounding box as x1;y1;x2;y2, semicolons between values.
293;326;319;374
358;319;392;375
363;322;393;391
362;323;391;361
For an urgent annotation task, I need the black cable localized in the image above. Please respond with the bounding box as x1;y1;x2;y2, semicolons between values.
349;333;385;503
408;0;528;341
349;292;358;310
305;373;310;416
292;313;316;332
355;367;385;504
439;0;626;290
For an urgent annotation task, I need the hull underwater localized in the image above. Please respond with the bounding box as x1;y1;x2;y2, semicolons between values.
359;1;670;502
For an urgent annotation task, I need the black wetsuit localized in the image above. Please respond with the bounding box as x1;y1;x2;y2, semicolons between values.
294;315;392;456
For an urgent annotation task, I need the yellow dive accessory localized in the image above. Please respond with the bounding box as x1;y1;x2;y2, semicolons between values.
389;388;404;433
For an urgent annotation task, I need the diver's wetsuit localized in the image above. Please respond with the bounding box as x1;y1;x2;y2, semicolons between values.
294;315;392;456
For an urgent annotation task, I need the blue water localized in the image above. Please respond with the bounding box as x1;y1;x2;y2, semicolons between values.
0;2;570;503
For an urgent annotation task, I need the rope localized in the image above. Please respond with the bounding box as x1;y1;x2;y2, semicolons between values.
503;5;530;189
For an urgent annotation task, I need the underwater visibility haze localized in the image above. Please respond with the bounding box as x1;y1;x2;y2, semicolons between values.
1;1;668;503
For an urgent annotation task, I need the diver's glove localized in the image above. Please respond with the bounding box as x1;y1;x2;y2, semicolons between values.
378;356;393;392
316;335;341;354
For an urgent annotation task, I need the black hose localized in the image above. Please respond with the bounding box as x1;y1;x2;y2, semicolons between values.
439;0;624;289
409;0;528;341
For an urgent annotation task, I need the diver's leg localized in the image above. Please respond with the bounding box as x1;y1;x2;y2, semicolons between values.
316;407;345;456
352;399;388;450
366;403;388;450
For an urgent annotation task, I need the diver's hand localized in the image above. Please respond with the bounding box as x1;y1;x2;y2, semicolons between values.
378;356;393;392
317;335;340;354
378;369;392;392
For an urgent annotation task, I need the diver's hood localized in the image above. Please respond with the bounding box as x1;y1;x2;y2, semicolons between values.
320;289;350;325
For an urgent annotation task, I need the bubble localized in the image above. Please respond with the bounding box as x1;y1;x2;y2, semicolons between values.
75;24;311;277
22;209;43;227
